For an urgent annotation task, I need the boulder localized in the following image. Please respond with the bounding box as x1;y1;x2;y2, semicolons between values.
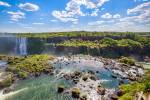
0;72;13;89
82;76;88;81
71;88;80;98
88;70;95;75
3;88;12;94
96;71;99;73
80;94;87;100
117;90;124;96
111;74;117;78
111;94;118;100
57;85;65;93
97;87;105;95
119;80;124;85
63;74;70;80
89;75;97;81
73;79;79;84
144;56;150;62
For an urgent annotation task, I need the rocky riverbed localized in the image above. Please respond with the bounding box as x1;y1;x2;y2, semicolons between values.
51;55;144;100
0;55;145;100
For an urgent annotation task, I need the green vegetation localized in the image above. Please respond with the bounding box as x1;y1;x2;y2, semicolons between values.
15;31;150;38
119;57;135;66
57;39;99;48
119;70;150;100
0;72;13;89
55;36;149;57
1;55;54;79
56;38;144;49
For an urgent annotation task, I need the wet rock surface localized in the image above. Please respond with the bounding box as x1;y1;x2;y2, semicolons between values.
0;72;13;89
52;55;144;100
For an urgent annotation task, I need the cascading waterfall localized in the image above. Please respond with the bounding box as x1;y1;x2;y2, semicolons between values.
16;37;27;55
19;38;27;55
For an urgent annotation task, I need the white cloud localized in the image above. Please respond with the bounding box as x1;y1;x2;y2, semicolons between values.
52;0;109;23
7;11;25;21
24;26;32;29
88;20;114;26
124;2;150;23
134;0;149;2
33;23;44;25
97;0;109;7
127;2;150;15
91;9;99;16
0;1;11;7
88;2;150;32
113;14;121;18
87;20;150;32
101;13;121;19
88;21;104;26
101;13;112;19
18;3;39;11
50;20;58;22
52;10;78;23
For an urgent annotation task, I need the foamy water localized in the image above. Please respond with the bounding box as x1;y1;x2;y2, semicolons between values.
0;88;28;100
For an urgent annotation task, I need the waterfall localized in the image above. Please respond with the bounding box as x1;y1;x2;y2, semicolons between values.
19;38;27;55
15;37;27;55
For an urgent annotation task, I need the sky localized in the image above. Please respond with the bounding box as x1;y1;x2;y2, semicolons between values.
0;0;149;33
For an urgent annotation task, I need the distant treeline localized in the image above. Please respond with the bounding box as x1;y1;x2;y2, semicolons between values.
13;31;150;38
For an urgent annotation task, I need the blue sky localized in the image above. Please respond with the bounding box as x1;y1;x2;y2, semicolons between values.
0;0;149;33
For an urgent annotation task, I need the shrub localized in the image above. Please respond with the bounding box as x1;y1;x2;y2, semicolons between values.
18;71;28;79
100;37;117;47
144;81;150;92
119;57;135;66
7;55;54;78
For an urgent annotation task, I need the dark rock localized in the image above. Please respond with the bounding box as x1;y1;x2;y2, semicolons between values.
128;76;137;81
80;94;87;100
73;79;79;84
111;74;117;78
72;88;80;98
111;94;119;100
82;76;88;81
89;75;97;81
117;90;124;96
44;68;53;74
88;70;95;75
97;84;101;88
97;87;105;95
63;74;70;80
96;71;99;73
57;85;65;93
119;80;124;85
71;71;81;79
3;88;12;94
74;71;82;76
144;56;150;62
35;72;40;77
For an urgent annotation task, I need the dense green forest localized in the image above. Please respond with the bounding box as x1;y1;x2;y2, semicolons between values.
16;31;150;38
